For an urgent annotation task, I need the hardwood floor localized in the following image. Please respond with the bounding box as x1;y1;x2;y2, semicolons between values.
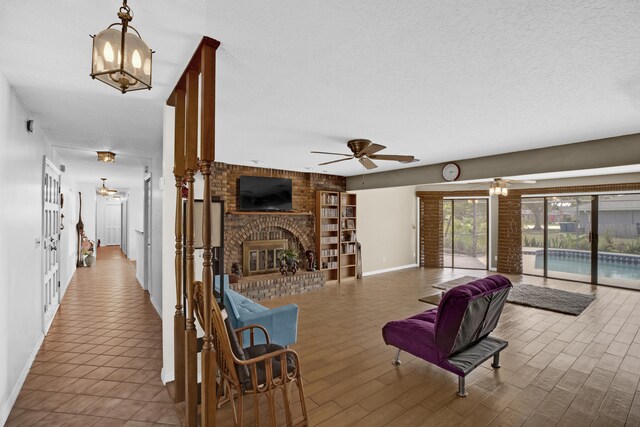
7;246;640;426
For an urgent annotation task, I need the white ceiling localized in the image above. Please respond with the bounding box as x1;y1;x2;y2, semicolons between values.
55;147;147;191
1;0;640;179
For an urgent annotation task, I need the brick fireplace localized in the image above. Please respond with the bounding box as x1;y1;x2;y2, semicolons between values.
225;213;314;275
210;162;346;276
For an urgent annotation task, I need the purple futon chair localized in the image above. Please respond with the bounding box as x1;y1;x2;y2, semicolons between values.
382;275;512;396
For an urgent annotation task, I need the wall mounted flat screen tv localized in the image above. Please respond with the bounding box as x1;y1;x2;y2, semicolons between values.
238;176;293;211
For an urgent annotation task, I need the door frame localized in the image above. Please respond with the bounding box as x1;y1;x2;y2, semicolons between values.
143;174;151;291
41;157;62;334
523;191;640;287
121;199;128;256
103;200;123;246
443;197;490;270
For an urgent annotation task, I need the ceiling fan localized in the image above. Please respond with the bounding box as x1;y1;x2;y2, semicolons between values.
486;178;537;196
311;139;415;170
448;177;537;195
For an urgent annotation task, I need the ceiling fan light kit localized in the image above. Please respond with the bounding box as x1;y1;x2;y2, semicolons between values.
90;0;153;93
311;139;415;170
489;179;508;196
98;178;118;197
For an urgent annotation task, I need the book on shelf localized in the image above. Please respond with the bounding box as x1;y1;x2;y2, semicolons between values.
342;243;356;254
321;207;338;218
321;261;338;269
321;223;338;231
322;194;338;205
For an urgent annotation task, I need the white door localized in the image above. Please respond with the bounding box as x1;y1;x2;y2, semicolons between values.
104;203;122;245
42;159;61;332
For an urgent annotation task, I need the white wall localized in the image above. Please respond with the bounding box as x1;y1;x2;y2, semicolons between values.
0;71;77;424
59;178;79;297
76;183;97;246
150;150;164;314
127;184;144;261
353;186;418;275
161;105;176;383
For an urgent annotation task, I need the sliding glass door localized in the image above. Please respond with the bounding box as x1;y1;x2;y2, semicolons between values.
443;200;453;267
444;199;488;269
597;194;640;288
546;196;592;282
521;193;640;289
522;198;545;276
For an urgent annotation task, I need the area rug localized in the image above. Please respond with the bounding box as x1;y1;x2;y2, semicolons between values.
427;275;595;316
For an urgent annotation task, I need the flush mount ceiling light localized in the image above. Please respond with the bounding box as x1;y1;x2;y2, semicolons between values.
97;151;116;163
98;178;118;197
90;0;153;93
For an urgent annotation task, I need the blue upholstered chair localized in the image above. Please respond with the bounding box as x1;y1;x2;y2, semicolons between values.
215;275;299;347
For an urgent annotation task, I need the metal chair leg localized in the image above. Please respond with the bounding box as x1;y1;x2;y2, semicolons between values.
491;352;501;369
392;349;402;366
457;376;468;397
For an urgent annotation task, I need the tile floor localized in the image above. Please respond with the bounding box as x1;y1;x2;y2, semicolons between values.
5;246;179;427
8;245;640;426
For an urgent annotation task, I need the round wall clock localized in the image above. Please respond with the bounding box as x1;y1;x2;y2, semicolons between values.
442;162;461;182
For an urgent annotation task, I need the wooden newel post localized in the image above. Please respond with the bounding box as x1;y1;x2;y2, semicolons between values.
173;87;187;404
167;36;221;427
199;41;217;427
184;66;199;427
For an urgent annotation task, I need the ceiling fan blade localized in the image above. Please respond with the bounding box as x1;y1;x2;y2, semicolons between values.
368;154;415;163
359;157;377;169
318;157;353;166
311;151;353;157
508;180;537;184
359;143;386;156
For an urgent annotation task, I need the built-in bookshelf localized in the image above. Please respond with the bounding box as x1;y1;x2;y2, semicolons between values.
340;192;357;281
316;191;358;283
316;191;340;283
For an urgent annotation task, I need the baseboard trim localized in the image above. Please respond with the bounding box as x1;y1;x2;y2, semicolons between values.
150;296;162;317
161;367;174;385
0;333;44;425
362;263;419;277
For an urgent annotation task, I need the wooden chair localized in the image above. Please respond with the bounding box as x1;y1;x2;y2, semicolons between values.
193;281;308;426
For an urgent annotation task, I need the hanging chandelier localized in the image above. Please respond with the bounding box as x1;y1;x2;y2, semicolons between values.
489;180;508;196
90;0;153;93
98;178;118;197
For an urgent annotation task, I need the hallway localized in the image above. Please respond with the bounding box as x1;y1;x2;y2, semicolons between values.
6;247;179;426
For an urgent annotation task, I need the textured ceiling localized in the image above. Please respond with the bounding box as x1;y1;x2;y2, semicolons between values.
1;0;640;180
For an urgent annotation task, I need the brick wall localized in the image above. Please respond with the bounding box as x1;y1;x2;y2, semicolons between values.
232;271;325;301
497;195;522;274
420;197;444;267
212;162;345;212
212;162;346;273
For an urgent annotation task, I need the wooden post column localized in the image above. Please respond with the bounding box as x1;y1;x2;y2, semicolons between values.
199;40;218;427
173;88;187;404
184;67;199;427
167;36;221;427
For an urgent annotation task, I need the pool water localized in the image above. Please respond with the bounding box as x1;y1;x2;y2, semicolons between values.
534;251;640;281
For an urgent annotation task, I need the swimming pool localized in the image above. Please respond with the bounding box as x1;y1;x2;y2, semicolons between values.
532;249;640;281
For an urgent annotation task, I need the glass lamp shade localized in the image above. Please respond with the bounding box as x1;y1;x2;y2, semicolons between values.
91;25;152;93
